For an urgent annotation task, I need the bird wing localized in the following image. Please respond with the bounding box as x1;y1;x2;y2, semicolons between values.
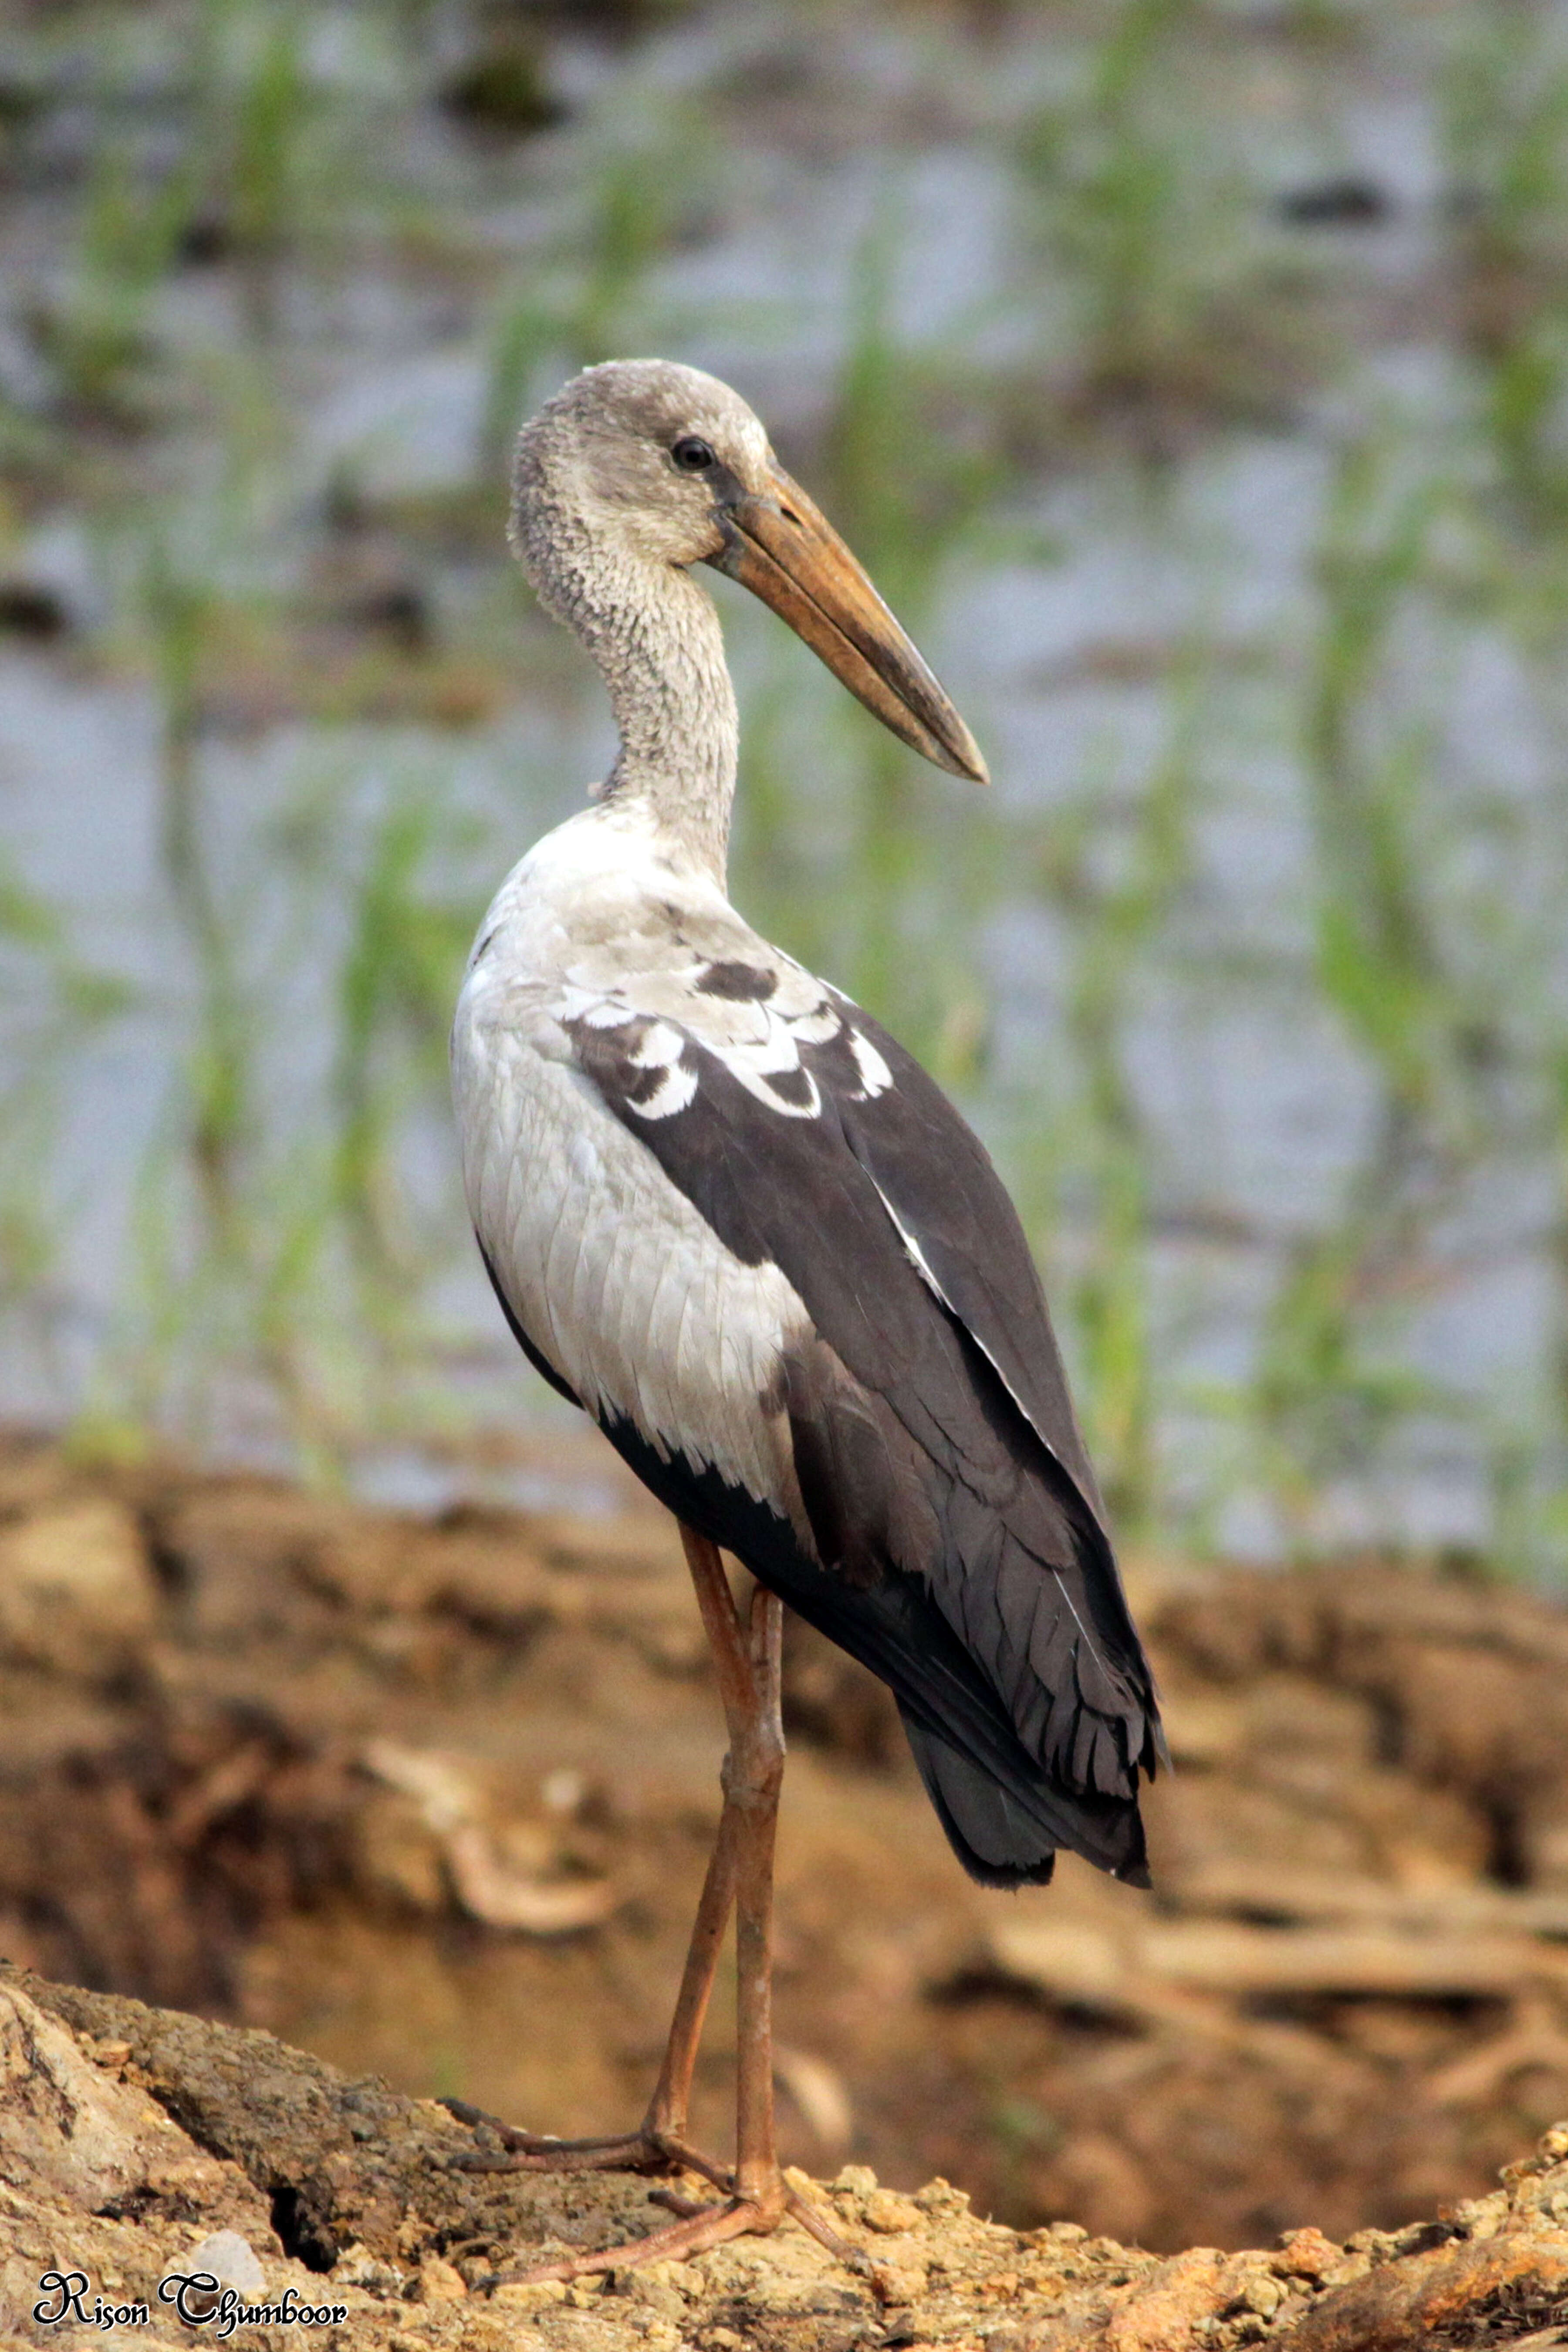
456;902;1159;1885
527;937;1159;1876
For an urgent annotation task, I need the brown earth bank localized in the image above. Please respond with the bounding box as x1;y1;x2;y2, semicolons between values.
5;1967;1568;2352
4;1428;1568;2266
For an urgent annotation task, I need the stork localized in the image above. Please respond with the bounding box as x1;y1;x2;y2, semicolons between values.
448;360;1161;2280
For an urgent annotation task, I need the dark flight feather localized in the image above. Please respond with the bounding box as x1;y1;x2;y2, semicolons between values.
591;1413;1148;1885
558;993;1163;1889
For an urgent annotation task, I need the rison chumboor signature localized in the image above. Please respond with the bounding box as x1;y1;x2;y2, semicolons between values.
33;2267;349;2336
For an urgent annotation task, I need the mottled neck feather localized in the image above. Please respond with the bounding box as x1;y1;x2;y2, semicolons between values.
512;479;738;885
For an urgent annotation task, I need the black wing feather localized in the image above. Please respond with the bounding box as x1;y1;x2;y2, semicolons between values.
836;1012;1102;1505
563;1000;1161;1889
591;1410;1145;1885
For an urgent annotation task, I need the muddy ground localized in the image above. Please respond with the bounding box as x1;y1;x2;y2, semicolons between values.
5;1428;1568;2263
6;1962;1568;2352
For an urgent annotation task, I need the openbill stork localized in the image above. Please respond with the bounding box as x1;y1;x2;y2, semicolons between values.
447;360;1161;2278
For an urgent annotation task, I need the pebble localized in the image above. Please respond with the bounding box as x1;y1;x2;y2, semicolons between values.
617;2274;685;2320
165;2230;267;2297
1222;2267;1284;2318
492;2278;568;2311
417;2254;468;2302
914;2179;971;2217
1269;2228;1338;2283
864;2188;923;2233
335;2244;408;2297
870;2258;928;2305
834;2163;879;2198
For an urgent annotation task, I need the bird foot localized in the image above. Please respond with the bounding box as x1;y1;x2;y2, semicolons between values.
504;2187;783;2285
439;2098;730;2189
501;2171;865;2287
649;2175;864;2264
442;2101;865;2283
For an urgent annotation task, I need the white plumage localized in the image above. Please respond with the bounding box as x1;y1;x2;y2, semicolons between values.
452;801;814;1512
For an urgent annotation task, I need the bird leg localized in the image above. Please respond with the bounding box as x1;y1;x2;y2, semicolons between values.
446;1529;748;2180
731;1566;784;2208
451;1527;858;2280
441;1808;737;2183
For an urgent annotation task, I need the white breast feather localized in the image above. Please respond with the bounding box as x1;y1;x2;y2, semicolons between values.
453;996;806;1515
450;802;887;1523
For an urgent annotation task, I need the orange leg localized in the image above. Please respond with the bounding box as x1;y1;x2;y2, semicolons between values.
447;1525;858;2279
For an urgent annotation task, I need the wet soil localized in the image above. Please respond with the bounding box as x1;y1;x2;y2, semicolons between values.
4;1428;1568;2262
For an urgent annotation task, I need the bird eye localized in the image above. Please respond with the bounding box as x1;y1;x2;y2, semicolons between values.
671;436;716;473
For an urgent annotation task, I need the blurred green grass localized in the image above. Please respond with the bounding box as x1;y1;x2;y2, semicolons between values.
1;0;1566;1566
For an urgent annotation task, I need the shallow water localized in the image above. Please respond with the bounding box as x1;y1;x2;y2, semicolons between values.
1;0;1564;1561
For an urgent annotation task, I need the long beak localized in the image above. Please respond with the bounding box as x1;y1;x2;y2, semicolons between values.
706;463;988;785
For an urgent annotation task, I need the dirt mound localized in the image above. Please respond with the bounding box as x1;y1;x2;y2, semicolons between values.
3;1429;1568;2254
5;1964;1568;2351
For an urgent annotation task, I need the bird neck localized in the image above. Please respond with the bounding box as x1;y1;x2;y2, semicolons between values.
595;562;738;885
523;498;739;883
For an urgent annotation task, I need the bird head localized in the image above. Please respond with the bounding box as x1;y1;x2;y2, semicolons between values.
511;358;988;786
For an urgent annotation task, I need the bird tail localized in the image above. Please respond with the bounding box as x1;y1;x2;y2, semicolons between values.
899;1707;1149;1891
